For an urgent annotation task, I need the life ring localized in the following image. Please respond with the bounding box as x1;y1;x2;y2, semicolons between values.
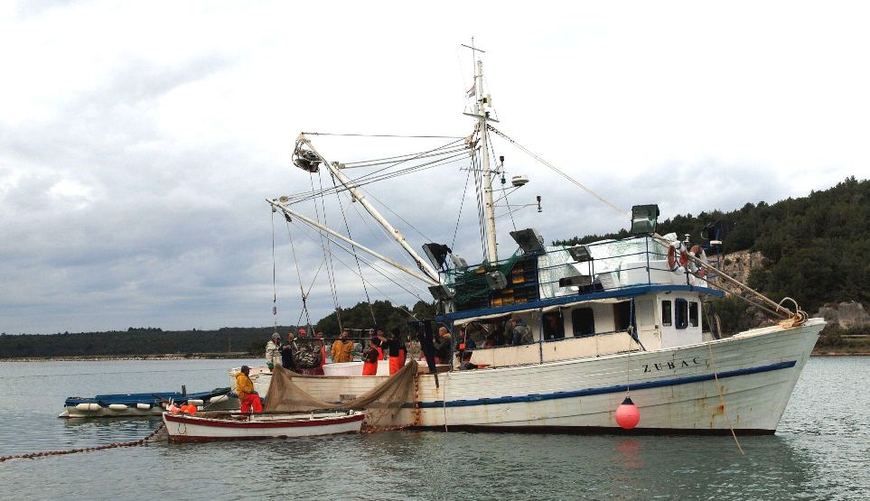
689;245;708;276
667;245;689;270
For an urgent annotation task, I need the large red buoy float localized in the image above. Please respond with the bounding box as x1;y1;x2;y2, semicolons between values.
615;396;640;430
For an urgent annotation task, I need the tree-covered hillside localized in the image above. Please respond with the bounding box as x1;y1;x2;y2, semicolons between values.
556;177;869;314
0;326;288;359
0;300;437;359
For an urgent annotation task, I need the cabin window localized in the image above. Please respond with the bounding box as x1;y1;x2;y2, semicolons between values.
661;300;672;327
675;299;689;329
613;301;632;332
689;302;699;327
572;308;595;337
543;312;565;340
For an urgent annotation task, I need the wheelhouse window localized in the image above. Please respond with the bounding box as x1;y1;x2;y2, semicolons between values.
675;299;689;329
543;312;565;340
661;300;672;327
613;301;632;332
572;308;595;337
689;301;699;327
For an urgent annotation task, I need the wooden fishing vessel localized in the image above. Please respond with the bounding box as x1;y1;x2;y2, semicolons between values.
252;43;824;434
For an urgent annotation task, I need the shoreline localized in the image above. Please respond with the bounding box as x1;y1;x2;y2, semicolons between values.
0;353;257;362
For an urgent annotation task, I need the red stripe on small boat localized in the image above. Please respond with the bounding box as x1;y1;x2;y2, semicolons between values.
163;413;365;429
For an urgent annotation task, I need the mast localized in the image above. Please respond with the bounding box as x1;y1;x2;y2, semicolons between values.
478;61;498;264
463;41;498;264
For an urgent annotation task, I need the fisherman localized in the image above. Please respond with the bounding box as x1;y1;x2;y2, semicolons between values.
281;330;296;372
384;327;407;375
362;337;382;375
510;316;534;345
235;365;262;414
265;332;282;370
374;327;388;360
407;332;422;360
434;326;452;364
331;329;354;363
315;330;328;372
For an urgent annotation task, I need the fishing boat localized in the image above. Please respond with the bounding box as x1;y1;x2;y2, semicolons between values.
60;387;234;418
162;410;366;442
254;43;824;434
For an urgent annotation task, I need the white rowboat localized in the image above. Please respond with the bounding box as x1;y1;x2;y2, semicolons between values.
162;410;365;442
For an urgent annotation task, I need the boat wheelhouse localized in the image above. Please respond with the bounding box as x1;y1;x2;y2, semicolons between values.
438;233;723;368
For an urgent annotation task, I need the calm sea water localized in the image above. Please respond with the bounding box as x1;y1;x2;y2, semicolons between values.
0;357;867;500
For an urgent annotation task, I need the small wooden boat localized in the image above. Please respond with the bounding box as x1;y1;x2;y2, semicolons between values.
162;410;365;442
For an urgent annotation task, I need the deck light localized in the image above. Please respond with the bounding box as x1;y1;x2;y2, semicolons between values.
510;228;545;254
630;204;660;234
428;284;455;300
568;245;592;263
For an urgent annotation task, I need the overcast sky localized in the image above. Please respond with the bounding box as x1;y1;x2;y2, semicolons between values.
1;1;867;334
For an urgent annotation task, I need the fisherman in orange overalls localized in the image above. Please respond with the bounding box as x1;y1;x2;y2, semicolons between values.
362;338;382;376
235;365;262;414
385;328;407;375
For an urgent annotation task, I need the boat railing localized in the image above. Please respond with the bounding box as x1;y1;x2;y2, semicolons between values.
444;235;708;310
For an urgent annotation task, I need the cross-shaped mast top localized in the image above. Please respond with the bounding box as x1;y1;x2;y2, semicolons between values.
460;37;486;54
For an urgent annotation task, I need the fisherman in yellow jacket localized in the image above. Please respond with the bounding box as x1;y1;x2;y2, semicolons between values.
331;329;354;363
235;365;262;414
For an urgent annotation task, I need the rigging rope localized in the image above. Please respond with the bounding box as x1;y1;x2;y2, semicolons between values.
343;144;468;168
366;189;436;244
271;209;279;331
311;171;342;329
451;167;473;249
283;216;430;308
487;128;518;232
301;131;463;139
329;170;376;326
488;125;628;217
288;151;470;204
284;142;468;205
707;341;746;455
326;247;425;319
284;214;312;328
469;129;489;261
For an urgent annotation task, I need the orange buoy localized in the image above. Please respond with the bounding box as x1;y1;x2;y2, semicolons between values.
615;396;640;430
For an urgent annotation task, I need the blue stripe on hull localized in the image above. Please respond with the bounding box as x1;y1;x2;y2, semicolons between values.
417;360;797;409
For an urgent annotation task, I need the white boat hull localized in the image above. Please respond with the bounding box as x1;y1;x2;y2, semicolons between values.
162;411;365;442
251;319;823;433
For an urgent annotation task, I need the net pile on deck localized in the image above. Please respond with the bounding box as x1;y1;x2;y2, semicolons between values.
264;362;417;429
